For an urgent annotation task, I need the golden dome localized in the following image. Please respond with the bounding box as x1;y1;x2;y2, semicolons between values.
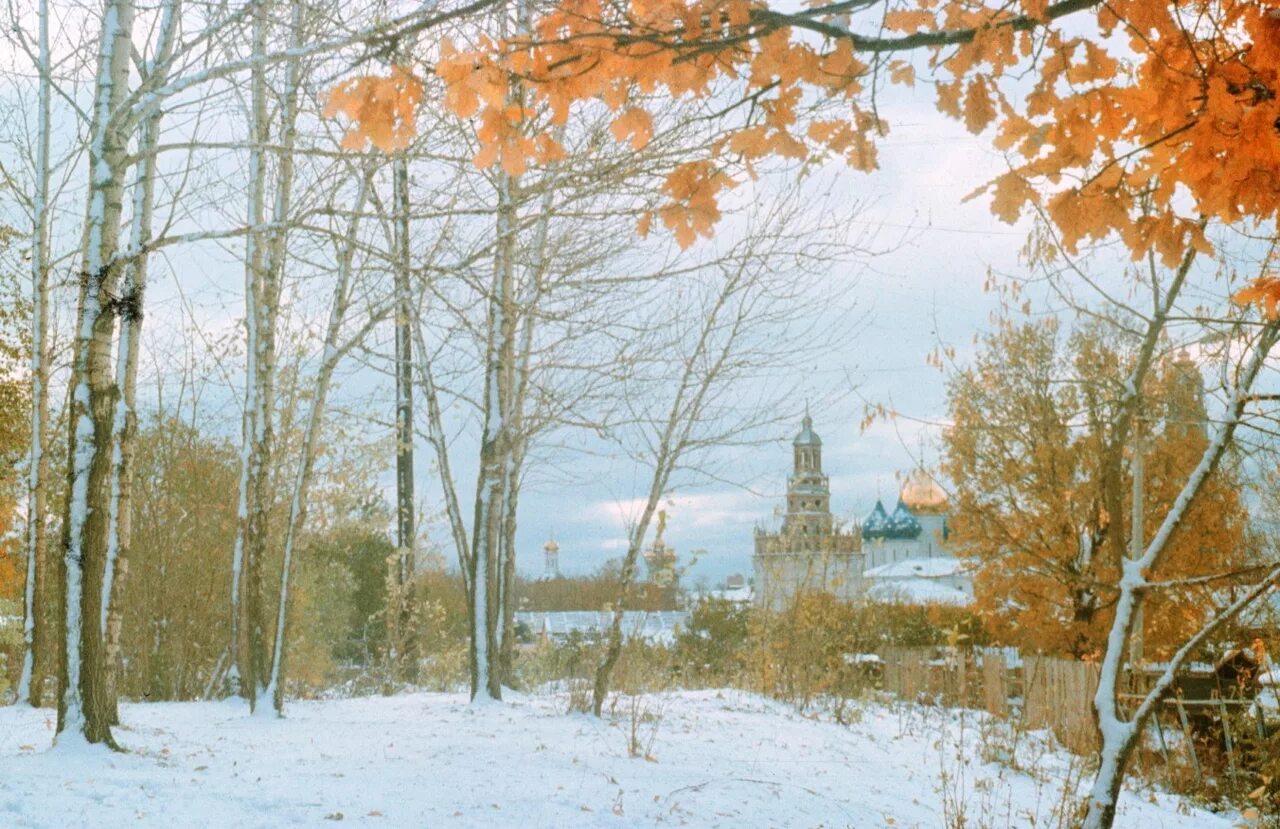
900;468;948;514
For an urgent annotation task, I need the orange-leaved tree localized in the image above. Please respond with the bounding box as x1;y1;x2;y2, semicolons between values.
0;268;28;606
330;1;1280;275
945;317;1250;660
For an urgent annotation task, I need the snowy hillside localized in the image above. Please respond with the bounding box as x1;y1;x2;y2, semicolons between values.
0;691;1236;828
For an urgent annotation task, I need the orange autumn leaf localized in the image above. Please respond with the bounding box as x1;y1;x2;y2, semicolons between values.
609;108;654;151
884;9;936;31
323;66;423;152
888;60;915;87
1234;277;1280;319
984;172;1038;223
962;76;996;134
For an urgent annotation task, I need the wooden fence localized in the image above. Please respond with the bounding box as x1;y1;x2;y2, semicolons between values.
874;646;1276;784
877;647;1101;753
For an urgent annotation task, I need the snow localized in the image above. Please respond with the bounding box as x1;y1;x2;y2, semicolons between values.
515;611;689;644
0;690;1234;828
868;579;973;606
864;556;971;579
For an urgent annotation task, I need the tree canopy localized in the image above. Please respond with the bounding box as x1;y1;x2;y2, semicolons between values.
944;317;1252;658
328;0;1280;300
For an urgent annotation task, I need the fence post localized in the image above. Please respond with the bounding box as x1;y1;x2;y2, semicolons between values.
983;652;1007;718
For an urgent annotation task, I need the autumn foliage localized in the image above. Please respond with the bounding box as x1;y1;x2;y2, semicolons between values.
323;65;424;151
944;319;1250;659
0;281;26;603
325;0;1280;294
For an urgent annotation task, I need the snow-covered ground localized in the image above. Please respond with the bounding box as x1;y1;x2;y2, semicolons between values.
0;689;1236;828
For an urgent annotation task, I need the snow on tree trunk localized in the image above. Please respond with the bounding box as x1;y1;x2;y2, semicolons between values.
102;0;179;727
248;0;305;707
1081;320;1280;829
229;0;271;708
470;171;515;703
60;0;135;748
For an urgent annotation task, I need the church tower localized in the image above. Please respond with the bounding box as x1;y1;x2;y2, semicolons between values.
782;413;835;545
752;414;861;609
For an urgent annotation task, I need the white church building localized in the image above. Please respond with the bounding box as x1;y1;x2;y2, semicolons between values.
752;417;973;610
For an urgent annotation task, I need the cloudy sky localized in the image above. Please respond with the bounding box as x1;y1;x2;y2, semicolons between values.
509;83;1038;587
1;26;1040;589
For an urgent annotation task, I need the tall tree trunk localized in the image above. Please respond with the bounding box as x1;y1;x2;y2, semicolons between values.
233;0;302;711
60;0;135;747
230;0;271;707
102;0;180;727
469;164;516;702
495;151;557;686
18;0;53;709
265;168;371;715
468;0;528;702
391;154;418;684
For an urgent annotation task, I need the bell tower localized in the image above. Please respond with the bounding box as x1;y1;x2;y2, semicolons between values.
753;412;862;609
782;413;834;547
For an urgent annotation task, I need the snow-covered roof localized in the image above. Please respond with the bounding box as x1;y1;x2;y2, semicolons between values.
886;499;922;537
863;498;923;540
867;579;972;607
864;556;971;580
515;611;689;643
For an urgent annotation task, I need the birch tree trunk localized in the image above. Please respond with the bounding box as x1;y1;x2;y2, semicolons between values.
469;182;515;700
60;0;136;746
495;155;558;685
264;168;372;715
101;0;180;727
246;0;298;707
18;0;53;709
233;0;302;711
229;0;271;706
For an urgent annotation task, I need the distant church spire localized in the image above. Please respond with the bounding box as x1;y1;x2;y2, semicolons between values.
543;533;560;579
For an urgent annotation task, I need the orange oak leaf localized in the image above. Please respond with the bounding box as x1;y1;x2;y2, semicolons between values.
323;66;423;152
1234;277;1280;319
